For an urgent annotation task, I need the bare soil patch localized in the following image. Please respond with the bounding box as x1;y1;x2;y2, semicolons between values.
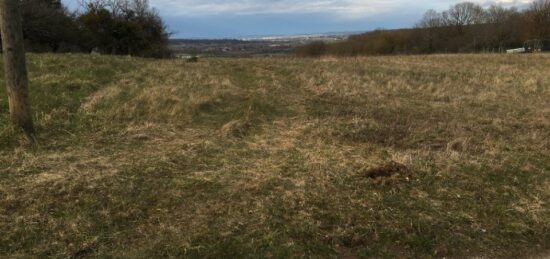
363;161;412;185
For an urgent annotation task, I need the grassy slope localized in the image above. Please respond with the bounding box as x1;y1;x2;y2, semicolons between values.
0;53;549;258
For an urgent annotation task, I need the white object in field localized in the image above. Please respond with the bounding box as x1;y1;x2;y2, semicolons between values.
506;48;525;54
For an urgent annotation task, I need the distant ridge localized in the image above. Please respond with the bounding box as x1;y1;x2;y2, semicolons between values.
170;31;366;41
239;31;365;41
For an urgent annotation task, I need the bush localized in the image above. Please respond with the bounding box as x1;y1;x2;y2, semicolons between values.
1;0;171;58
186;56;199;63
20;0;82;52
293;41;326;57
78;0;171;58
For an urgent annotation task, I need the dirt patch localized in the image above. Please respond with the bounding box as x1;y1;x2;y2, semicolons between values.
363;161;412;185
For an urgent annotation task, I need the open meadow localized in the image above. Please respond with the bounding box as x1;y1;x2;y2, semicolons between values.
0;53;549;257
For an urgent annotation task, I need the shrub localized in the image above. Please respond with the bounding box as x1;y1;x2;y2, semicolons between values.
293;41;326;57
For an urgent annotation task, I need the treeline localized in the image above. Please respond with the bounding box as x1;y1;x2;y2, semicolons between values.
12;0;170;58
295;0;550;56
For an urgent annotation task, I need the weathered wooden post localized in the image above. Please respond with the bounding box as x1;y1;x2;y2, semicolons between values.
0;0;34;134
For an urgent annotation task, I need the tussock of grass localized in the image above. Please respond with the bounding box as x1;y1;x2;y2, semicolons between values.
0;53;549;258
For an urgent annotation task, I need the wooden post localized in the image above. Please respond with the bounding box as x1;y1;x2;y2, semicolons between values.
0;0;34;134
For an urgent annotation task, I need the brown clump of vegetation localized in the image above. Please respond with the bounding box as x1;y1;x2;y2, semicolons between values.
364;161;412;185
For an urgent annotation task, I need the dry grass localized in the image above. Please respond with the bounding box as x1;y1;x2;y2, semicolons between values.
0;53;549;258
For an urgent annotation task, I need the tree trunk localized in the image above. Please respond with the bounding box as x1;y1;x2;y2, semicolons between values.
0;0;34;134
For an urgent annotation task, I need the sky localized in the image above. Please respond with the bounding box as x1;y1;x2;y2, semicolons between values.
62;0;531;39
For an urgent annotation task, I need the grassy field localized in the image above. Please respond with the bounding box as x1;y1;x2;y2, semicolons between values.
0;53;549;258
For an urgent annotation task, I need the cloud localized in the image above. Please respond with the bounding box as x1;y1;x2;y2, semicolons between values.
150;0;532;18
150;0;395;17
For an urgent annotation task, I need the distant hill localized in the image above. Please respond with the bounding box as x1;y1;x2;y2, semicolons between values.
169;32;354;57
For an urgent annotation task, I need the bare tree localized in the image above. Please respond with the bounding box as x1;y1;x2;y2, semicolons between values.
416;9;445;53
484;4;521;51
448;2;486;33
486;4;517;24
529;0;550;38
417;9;444;28
132;0;149;17
0;0;34;135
